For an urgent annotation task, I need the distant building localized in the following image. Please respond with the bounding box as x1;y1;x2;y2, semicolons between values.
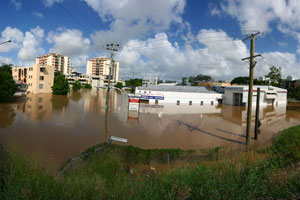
36;53;70;75
281;76;300;92
142;77;158;86
86;57;119;88
135;85;222;105
12;64;54;93
223;85;287;107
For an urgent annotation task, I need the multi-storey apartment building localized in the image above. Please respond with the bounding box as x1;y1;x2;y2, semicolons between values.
12;64;54;93
36;53;70;75
86;57;119;87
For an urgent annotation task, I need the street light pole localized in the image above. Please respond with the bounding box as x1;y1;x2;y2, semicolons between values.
0;40;12;45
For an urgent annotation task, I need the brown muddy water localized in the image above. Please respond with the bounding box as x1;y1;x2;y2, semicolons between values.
0;88;300;172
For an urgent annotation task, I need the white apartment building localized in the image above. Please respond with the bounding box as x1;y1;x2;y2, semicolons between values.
86;57;119;88
142;77;158;86
36;53;70;75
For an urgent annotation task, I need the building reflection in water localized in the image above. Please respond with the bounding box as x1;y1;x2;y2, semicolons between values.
12;93;53;122
84;89;117;114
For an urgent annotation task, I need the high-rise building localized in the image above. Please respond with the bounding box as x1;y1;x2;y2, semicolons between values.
36;53;70;75
86;57;119;87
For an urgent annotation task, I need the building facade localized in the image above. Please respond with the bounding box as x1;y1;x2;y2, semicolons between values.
36;53;70;75
12;64;54;94
135;85;222;105
86;57;119;87
222;85;287;107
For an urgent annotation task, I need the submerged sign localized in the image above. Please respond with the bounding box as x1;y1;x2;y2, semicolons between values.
128;96;140;111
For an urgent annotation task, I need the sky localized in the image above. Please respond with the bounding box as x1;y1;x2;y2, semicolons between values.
0;0;300;81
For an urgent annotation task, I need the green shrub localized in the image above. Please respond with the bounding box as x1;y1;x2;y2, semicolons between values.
83;83;92;89
271;125;300;164
51;72;69;95
72;80;81;92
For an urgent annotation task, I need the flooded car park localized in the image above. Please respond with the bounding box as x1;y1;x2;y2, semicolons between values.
0;89;299;171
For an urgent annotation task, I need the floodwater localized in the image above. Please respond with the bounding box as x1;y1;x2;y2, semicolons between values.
1;89;300;171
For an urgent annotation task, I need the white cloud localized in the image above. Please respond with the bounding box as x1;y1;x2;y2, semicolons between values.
47;29;91;69
0;26;24;53
278;42;288;48
0;56;13;64
43;0;63;7
47;29;90;57
86;0;186;48
213;0;300;53
33;11;44;19
18;26;45;63
10;0;21;10
116;29;300;81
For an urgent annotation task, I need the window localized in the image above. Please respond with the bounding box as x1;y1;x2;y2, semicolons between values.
211;101;214;105
155;100;158;105
39;84;44;89
38;105;43;111
200;101;203;105
189;101;192;105
177;100;180;105
40;68;45;72
38;97;43;103
40;76;44;81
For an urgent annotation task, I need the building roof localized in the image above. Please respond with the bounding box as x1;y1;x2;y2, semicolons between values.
136;85;218;93
224;85;287;91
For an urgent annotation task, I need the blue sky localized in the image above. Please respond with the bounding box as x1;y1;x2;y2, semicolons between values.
0;0;300;81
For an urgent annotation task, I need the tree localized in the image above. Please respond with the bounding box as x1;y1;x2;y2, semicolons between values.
181;77;187;86
189;74;212;83
0;64;13;74
83;83;92;89
52;72;69;95
72;80;81;92
125;79;142;92
231;76;267;85
231;76;249;85
0;70;17;102
267;66;282;87
115;82;123;89
294;86;300;100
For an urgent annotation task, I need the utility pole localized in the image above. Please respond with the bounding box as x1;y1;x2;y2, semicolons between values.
105;43;119;111
242;31;262;145
254;87;261;140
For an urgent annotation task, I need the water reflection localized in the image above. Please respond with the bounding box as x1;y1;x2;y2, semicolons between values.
70;92;82;102
51;95;69;111
0;104;16;128
0;89;300;172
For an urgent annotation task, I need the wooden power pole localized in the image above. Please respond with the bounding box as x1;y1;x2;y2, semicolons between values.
105;43;119;111
242;32;261;144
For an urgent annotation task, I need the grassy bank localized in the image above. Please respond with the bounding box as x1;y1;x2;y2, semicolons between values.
1;127;300;199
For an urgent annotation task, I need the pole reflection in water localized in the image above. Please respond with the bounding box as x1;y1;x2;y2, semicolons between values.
0;89;300;172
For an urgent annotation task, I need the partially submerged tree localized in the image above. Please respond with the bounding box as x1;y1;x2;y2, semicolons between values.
0;70;17;102
52;72;69;95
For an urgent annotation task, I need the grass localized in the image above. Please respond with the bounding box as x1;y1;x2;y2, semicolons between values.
1;126;300;199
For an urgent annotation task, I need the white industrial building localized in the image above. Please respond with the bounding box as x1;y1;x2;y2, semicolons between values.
222;85;287;107
135;85;222;105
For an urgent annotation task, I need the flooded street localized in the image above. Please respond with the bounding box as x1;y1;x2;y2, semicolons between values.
1;89;300;171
